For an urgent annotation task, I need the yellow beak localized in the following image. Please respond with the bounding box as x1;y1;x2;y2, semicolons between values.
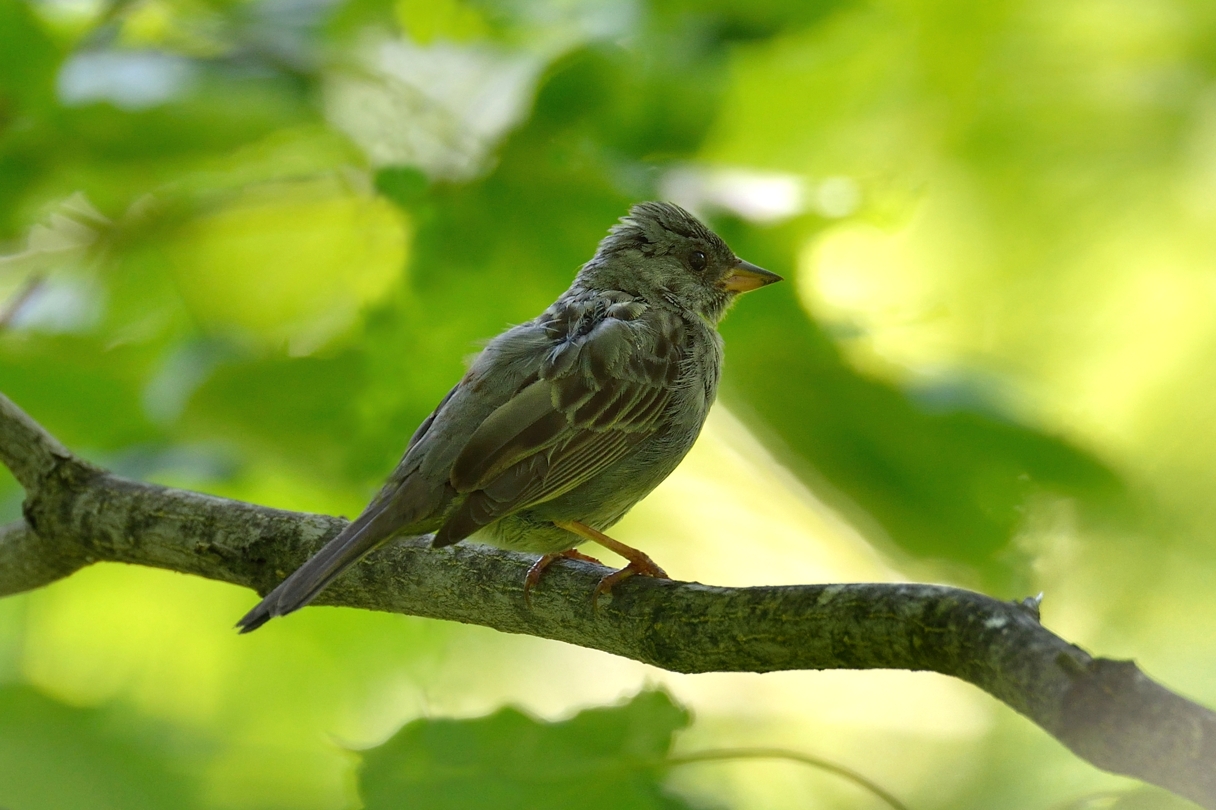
722;259;783;293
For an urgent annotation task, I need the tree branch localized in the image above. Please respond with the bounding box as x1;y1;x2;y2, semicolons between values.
0;388;71;491
2;391;1214;807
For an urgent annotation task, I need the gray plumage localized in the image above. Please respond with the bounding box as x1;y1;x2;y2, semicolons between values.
237;201;780;632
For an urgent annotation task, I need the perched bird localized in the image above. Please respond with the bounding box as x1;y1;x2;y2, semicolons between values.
237;201;781;632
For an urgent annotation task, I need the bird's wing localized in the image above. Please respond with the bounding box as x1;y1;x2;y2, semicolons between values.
431;297;686;546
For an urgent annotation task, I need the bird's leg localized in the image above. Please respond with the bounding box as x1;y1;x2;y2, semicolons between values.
523;548;605;605
554;520;670;602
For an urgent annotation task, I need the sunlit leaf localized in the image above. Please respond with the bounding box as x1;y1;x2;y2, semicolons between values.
167;178;409;354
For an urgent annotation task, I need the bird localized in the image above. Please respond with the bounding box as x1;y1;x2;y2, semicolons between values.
236;201;781;632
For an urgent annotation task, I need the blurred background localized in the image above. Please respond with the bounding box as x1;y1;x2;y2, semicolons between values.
1;0;1214;807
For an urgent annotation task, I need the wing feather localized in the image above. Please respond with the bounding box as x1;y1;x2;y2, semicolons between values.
449;380;567;492
433;300;684;547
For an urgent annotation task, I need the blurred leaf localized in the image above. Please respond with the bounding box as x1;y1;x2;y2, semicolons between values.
652;0;854;43
0;335;165;450
701;12;928;178
0;685;202;810
396;0;491;43
166;177;409;353
43;73;319;217
359;689;694;810
0;0;59;112
184;351;365;479
716;220;1124;580
532;39;720;162
0;0;62;236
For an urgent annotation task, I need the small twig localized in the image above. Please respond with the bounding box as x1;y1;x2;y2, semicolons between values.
0;391;72;491
664;747;909;810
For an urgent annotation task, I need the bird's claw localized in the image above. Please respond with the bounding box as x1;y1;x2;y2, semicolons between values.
592;556;670;607
523;548;605;606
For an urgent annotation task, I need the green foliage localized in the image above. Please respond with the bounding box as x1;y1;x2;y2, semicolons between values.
0;0;62;235
716;244;1122;572
359;690;694;810
0;685;202;810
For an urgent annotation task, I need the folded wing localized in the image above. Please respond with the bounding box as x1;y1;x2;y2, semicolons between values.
432;299;684;546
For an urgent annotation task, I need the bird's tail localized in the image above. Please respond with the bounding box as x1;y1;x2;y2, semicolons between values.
236;506;396;633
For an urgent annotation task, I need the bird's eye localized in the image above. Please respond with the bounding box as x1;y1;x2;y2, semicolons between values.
689;250;707;273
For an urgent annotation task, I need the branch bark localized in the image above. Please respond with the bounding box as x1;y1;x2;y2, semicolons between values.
2;391;1214;807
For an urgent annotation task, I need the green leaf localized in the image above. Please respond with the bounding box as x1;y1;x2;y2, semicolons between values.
0;685;202;810
359;690;696;810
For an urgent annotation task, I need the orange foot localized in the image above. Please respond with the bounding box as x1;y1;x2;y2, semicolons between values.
524;548;605;605
554;520;670;606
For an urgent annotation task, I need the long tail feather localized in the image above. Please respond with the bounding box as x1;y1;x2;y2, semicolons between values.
236;507;395;633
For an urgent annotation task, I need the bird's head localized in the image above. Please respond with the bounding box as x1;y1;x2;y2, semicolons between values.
579;201;782;323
